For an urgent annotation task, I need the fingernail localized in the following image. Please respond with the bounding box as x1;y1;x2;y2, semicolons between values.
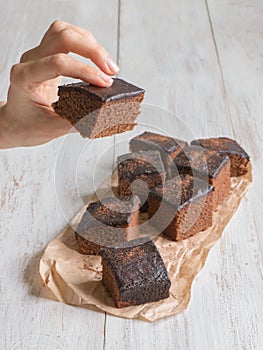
99;72;113;84
106;57;119;73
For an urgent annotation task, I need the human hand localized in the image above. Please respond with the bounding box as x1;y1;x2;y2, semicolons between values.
0;20;119;148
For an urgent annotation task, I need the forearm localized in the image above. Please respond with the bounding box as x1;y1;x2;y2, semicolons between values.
0;102;14;149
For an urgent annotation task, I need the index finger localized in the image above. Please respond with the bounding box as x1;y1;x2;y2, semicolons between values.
40;20;97;44
21;28;119;76
12;54;114;88
21;21;119;76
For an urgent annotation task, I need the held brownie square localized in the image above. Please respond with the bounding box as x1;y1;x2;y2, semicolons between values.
129;131;188;178
100;237;171;308
53;78;145;138
190;137;250;177
148;174;214;241
75;196;140;255
173;145;231;209
117;150;166;212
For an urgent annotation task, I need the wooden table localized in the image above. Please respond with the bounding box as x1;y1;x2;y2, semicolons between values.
0;1;262;349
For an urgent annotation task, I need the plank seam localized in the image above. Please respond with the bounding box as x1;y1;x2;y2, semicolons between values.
107;1;121;346
116;0;121;67
204;0;236;138
103;312;107;350
204;0;263;276
112;0;121;173
248;199;263;279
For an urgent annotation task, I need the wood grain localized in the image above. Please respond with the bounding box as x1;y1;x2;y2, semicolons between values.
207;0;263;258
0;0;262;349
0;1;118;349
105;1;263;350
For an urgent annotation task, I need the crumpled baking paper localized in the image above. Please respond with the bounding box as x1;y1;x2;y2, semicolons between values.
39;165;252;322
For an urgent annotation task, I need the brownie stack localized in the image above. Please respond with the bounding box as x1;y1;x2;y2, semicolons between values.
122;132;250;241
74;128;250;309
75;196;172;308
58;77;250;310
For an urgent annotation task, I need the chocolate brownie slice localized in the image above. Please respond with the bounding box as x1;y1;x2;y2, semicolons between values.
129;131;187;178
100;237;171;308
75;196;140;255
117;150;166;212
53;78;145;138
173;145;231;209
148;174;213;241
191;137;250;176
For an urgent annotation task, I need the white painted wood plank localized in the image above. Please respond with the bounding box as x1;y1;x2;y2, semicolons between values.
1;1;262;349
203;3;263;347
105;1;263;349
117;0;233;133
0;1;118;349
206;0;263;257
113;0;235;162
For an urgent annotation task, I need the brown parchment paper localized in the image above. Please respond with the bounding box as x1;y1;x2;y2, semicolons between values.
39;165;252;322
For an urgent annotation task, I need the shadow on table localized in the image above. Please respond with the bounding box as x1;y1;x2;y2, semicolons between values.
23;250;57;302
23;249;106;317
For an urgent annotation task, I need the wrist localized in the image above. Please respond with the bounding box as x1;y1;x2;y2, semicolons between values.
0;103;16;149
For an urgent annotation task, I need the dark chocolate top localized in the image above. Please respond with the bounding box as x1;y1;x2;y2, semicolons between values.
58;78;145;102
117;150;165;180
150;174;213;209
191;137;250;159
130;131;187;154
76;195;140;233
173;145;230;179
100;238;171;291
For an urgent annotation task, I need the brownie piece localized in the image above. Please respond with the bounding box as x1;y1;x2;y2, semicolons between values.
53;78;145;138
75;196;140;255
129;131;187;178
148;174;213;241
117;150;166;212
173;145;231;209
191;137;250;177
100;237;171;308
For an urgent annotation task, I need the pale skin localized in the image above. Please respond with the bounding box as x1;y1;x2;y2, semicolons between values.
0;20;119;149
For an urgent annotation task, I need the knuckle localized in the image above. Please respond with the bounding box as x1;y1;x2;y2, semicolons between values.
57;28;75;52
50;53;67;68
50;20;65;32
77;61;88;77
93;44;104;57
20;51;28;63
10;64;21;83
82;64;96;76
86;30;96;42
95;69;102;79
59;28;75;43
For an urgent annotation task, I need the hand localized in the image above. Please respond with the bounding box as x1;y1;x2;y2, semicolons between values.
0;20;119;148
